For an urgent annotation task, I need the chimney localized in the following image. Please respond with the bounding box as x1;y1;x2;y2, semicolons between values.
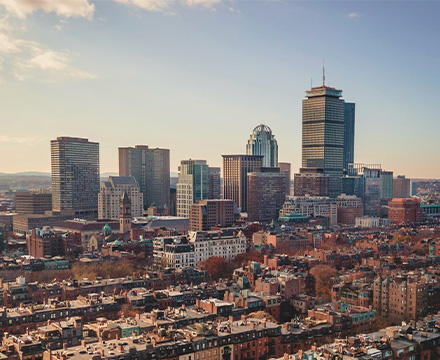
117;344;124;352
284;354;289;360
63;343;68;350
228;315;234;322
81;340;86;347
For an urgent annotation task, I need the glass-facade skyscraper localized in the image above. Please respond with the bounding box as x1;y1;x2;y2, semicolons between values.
246;124;278;168
343;102;355;170
302;85;345;198
51;137;100;217
176;160;209;218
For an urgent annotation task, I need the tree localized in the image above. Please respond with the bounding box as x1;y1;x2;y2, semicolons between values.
232;250;264;267
199;256;233;281
309;264;338;302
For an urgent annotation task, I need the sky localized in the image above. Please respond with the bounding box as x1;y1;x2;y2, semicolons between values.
0;0;439;178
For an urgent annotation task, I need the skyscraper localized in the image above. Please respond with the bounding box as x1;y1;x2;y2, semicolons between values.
247;167;287;222
380;170;394;200
278;162;291;197
343;102;355;170
208;167;221;199
119;145;170;210
176;159;208;218
302;83;349;198
246;124;278;167
51;137;100;217
393;175;411;198
222;155;263;212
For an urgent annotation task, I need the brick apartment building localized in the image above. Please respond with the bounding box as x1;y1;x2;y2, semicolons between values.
27;229;82;259
189;200;235;231
388;198;423;224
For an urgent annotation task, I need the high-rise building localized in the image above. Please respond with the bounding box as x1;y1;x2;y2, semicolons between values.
347;164;382;216
51;137;100;217
118;145;170;210
380;171;394;200
208;167;221;199
246;124;278;167
294;168;329;197
302;83;351;198
222;155;263;213
278;162;291;197
15;192;52;214
411;181;418;196
98;176;143;219
393;175;411;198
189;199;235;231
343;103;355;170
335;194;363;225
247;168;287;222
176;160;208;218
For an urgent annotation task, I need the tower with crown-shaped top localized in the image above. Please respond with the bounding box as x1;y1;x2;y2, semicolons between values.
119;192;132;234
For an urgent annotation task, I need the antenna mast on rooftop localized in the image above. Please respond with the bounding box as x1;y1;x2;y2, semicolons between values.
322;60;325;86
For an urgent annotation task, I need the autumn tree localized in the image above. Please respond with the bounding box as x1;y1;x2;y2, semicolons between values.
309;264;338;302
232;250;264;267
199;256;233;281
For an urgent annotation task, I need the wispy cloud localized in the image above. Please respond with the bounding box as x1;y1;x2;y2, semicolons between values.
185;0;221;8
347;12;361;19
0;135;42;144
0;17;96;82
112;0;174;12
0;0;95;19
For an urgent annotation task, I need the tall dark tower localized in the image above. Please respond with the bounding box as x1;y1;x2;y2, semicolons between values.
302;84;345;198
119;192;132;234
344;103;355;170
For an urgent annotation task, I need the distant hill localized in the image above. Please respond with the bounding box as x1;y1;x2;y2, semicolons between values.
0;172;51;177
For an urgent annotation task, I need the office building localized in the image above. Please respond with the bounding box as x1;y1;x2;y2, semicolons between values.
278;162;291;197
246;124;278;167
302;84;346;198
208;167;221;199
335;194;363;225
176;160;208;218
347;164;382;217
222;155;263;213
98;176;143;219
393;175;411;198
189;199;234;231
51;137;100;217
27;228;82;259
388;198;423;224
294;168;329;197
247;168;287;222
380;171;394;200
119;145;170;210
279;196;337;226
15;192;52;214
411;181;418;196
343;103;355;170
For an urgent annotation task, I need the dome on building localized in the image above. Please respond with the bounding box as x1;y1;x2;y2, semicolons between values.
102;223;112;234
252;124;272;134
246;124;278;168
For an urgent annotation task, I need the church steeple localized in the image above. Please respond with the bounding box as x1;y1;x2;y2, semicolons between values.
119;192;131;234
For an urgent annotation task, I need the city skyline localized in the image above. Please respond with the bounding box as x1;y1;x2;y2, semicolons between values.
1;1;440;178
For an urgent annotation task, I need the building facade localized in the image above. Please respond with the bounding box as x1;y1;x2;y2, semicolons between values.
247;168;287;222
335;194;363;225
15;192;52;214
294;168;329;197
393;175;411;198
388;198;423;224
98;176;143;219
176;160;210;218
302;85;345;198
51;137;100;217
222;155;263;213
380;170;394;200
246;124;278;167
278;162;291;197
343;102;355;170
279;196;337;226
189;200;235;231
208;167;221;200
119;145;170;210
